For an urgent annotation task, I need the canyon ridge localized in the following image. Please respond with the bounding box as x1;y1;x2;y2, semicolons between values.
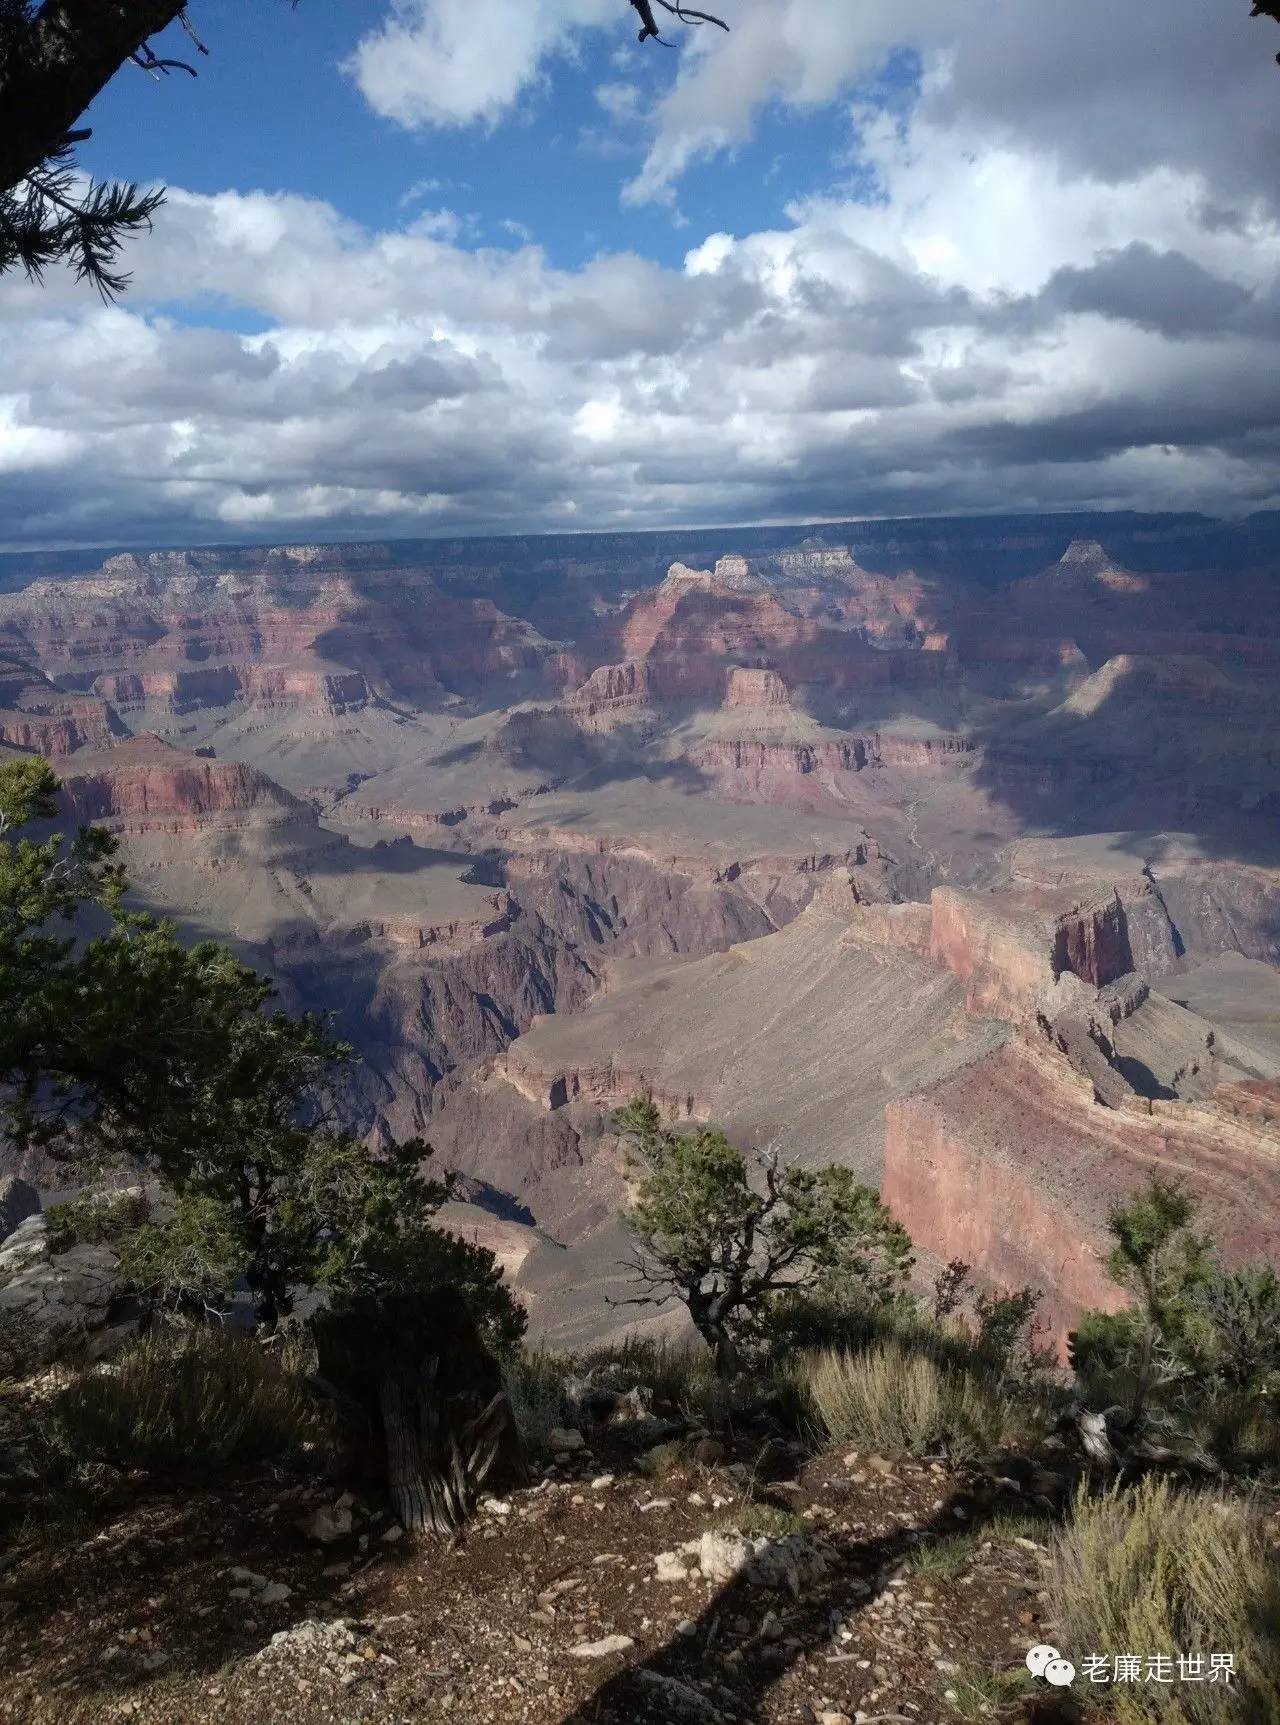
2;511;1279;1350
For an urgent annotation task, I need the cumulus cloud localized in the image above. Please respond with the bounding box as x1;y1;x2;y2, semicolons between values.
347;0;616;129
2;0;1279;547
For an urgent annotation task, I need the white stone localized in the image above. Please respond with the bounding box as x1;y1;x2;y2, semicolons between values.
697;1530;752;1584
570;1634;635;1659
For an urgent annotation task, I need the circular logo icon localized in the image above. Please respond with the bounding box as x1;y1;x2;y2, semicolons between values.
1026;1645;1060;1678
1045;1657;1078;1687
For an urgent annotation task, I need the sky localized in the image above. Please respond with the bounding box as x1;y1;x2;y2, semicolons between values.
2;0;1280;549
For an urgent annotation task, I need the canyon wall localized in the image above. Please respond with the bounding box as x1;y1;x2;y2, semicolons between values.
883;1037;1280;1346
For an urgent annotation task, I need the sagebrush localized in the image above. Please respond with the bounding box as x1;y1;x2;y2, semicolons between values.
1050;1476;1280;1725
795;1340;1039;1459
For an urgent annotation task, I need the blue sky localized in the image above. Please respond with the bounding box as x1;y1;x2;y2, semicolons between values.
2;0;1278;549
77;1;879;279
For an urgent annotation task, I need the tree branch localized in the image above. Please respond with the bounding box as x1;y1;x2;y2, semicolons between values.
0;1;189;197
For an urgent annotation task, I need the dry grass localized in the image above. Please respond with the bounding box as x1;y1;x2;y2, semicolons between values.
502;1349;570;1453
54;1325;327;1475
795;1341;1033;1460
945;1662;1037;1721
1050;1476;1280;1724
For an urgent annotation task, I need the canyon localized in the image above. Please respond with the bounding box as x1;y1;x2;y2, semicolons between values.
2;512;1279;1347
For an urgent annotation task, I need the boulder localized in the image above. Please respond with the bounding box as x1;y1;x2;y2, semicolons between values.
0;1214;124;1362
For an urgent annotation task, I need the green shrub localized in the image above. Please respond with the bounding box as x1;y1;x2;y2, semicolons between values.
1050;1476;1280;1724
44;1188;151;1253
907;1529;981;1579
796;1340;1035;1460
637;1438;691;1480
1188;1390;1280;1472
945;1663;1037;1723
764;1270;1054;1398
54;1324;327;1474
1070;1180;1280;1470
573;1335;701;1410
714;1500;807;1539
572;1335;757;1428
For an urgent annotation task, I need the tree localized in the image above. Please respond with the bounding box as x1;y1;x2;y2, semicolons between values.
1069;1176;1279;1459
611;1097;912;1375
1;0;728;298
2;755;524;1346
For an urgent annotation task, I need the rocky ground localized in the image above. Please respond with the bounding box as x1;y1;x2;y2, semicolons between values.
0;1427;1091;1725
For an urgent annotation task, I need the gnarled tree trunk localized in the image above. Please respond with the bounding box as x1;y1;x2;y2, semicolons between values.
313;1287;526;1535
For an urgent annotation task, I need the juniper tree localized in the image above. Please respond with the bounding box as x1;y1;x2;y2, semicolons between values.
1070;1175;1280;1448
1;754;523;1344
611;1097;912;1375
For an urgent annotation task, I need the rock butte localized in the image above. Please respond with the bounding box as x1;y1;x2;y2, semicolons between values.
2;518;1279;1344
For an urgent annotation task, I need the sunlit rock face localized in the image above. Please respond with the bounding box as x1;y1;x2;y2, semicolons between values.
3;518;1279;1347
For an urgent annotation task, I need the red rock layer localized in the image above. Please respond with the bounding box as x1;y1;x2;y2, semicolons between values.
0;694;122;757
57;735;305;829
883;1035;1280;1351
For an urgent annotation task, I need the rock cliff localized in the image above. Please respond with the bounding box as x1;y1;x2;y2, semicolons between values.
883;1031;1280;1348
57;735;307;831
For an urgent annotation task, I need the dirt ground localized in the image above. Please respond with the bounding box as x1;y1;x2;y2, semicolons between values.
0;1427;1099;1725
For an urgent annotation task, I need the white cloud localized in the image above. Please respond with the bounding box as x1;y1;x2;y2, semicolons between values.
347;0;616;129
3;0;1279;546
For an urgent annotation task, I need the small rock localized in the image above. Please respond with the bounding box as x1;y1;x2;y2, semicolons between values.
590;1474;615;1490
570;1634;635;1659
380;1524;404;1544
259;1582;293;1606
693;1437;725;1466
866;1455;894;1476
548;1427;585;1452
698;1529;753;1584
297;1503;354;1546
252;1619;358;1668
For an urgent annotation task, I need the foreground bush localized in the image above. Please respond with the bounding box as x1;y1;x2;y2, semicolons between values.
54;1325;326;1474
1050;1476;1280;1724
1070;1178;1280;1472
797;1341;1035;1460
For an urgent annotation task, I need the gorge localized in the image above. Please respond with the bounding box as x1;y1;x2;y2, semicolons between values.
2;511;1279;1348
